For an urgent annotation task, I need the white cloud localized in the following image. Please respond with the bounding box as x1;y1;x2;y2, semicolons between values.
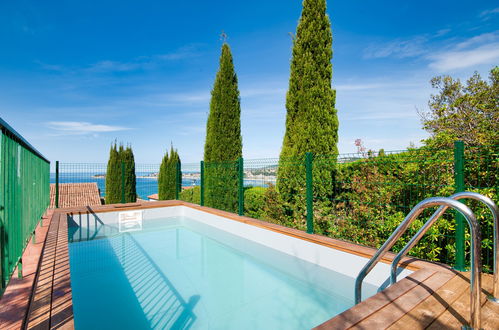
87;60;141;72
480;7;499;20
428;33;499;71
46;121;130;135
39;44;202;74
87;45;201;73
344;111;418;121
240;87;286;98
435;29;451;37
334;83;387;91
454;32;499;49
363;36;427;59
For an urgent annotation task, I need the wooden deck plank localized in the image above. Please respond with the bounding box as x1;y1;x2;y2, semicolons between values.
50;210;74;329
0;211;52;330
26;213;60;329
481;297;499;330
387;273;469;329
426;274;493;329
352;271;455;329
314;269;437;329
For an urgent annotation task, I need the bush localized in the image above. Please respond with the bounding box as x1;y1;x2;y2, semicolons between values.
244;187;266;219
179;186;200;204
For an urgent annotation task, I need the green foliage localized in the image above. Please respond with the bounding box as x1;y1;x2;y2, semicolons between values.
158;146;181;200
105;143;137;204
237;144;496;270
203;43;242;212
180;186;201;204
277;0;339;210
122;145;137;203
105;142;121;204
158;152;169;200
325;148;458;262
261;184;294;227
421;66;499;147
244;187;267;219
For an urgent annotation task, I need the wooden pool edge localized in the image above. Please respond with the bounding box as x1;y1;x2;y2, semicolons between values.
25;200;457;329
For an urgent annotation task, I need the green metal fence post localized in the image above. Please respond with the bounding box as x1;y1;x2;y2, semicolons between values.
306;152;314;234
200;161;205;206
238;157;244;216
175;161;180;200
454;140;466;271
55;161;59;208
121;161;125;204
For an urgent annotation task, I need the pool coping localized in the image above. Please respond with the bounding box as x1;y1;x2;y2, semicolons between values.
25;200;457;329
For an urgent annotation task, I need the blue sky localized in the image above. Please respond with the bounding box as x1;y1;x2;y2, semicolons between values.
1;1;498;163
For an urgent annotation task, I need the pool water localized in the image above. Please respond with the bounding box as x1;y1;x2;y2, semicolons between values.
68;216;368;329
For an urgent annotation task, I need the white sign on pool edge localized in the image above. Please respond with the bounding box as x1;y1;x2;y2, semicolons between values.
118;210;143;232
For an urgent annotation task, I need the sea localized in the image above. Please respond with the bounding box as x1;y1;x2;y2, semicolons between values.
50;172;274;200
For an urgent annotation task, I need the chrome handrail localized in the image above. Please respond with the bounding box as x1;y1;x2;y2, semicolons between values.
354;197;482;329
390;192;498;304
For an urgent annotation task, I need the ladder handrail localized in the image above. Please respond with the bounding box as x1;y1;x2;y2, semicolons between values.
390;192;498;302
354;197;482;329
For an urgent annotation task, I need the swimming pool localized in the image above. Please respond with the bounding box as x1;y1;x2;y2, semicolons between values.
67;206;412;329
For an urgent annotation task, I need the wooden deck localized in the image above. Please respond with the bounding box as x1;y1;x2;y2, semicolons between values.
0;211;53;330
5;200;498;329
317;269;499;329
49;183;102;208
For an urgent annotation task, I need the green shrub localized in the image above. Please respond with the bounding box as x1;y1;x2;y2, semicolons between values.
244;187;266;219
179;186;200;204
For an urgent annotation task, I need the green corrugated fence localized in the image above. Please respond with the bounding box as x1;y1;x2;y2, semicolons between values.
0;118;50;291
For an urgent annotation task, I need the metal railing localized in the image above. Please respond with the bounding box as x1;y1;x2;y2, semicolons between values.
354;197;482;329
390;192;499;304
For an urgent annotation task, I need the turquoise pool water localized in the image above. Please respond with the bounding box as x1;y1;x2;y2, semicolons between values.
68;217;367;329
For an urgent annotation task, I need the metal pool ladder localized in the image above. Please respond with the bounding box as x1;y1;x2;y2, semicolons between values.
390;192;499;302
354;195;484;329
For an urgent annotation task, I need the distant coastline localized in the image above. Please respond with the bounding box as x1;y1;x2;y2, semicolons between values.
91;171;276;181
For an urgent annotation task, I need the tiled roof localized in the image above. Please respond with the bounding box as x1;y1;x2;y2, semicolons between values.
49;183;102;208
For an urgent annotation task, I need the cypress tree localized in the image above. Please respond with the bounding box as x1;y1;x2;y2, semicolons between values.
122;145;137;202
277;0;339;208
172;148;181;198
203;42;242;212
105;142;121;204
158;146;181;200
158;151;170;200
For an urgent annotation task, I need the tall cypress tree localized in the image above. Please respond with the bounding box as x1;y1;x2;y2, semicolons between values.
277;0;338;208
105;142;121;204
158;151;170;200
204;42;242;212
172;147;181;198
122;145;137;202
158;145;181;200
